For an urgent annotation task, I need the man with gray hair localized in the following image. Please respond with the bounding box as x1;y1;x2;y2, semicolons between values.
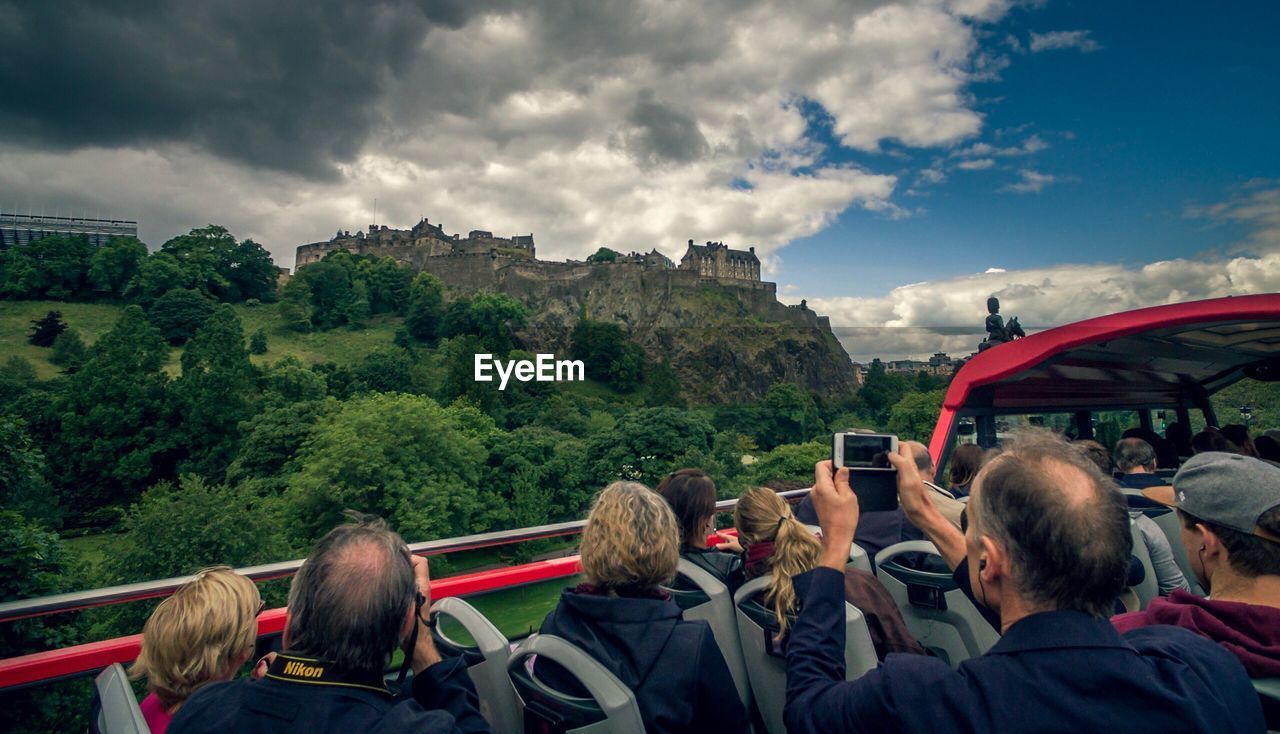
785;431;1264;733
1114;437;1163;491
170;517;490;733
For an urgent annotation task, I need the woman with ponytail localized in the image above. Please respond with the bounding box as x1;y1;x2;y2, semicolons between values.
734;487;924;659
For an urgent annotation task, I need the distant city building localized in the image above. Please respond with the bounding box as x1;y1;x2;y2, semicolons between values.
0;212;137;250
883;352;962;376
679;240;761;281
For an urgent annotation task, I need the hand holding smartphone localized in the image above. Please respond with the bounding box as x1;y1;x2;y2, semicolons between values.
831;432;901;512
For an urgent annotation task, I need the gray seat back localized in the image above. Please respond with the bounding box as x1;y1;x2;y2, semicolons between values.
875;541;998;667
1129;519;1159;610
662;559;752;708
733;574;877;734
804;525;873;574
507;634;645;734
92;663;147;734
1145;504;1206;596
1254;677;1280;733
430;596;521;734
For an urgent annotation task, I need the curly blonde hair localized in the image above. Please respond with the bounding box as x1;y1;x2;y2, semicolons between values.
129;567;260;709
579;481;680;591
734;487;821;635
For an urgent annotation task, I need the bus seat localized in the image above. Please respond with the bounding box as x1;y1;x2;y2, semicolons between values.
430;596;521;734
804;525;873;574
1253;677;1280;732
875;541;999;667
1142;499;1207;596
506;634;644;734
733;575;877;734
90;663;147;734
1129;520;1159;610
662;559;752;709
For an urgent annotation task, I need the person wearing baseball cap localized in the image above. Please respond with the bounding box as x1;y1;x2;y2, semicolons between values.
1113;451;1280;729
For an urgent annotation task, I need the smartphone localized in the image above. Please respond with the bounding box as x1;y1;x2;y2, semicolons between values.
831;433;900;512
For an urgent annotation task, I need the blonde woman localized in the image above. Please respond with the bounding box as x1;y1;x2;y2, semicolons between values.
734;486;924;660
130;567;262;733
536;481;748;734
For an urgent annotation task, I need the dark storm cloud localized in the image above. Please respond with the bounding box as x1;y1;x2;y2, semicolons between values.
626;90;709;165
0;0;494;178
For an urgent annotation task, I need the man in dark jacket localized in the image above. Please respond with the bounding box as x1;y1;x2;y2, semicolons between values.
785;432;1265;733
1114;452;1280;728
170;518;490;734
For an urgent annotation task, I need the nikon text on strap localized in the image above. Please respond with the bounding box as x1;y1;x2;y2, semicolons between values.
265;653;392;696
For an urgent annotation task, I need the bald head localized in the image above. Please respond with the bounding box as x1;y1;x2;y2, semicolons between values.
970;430;1131;617
904;441;934;477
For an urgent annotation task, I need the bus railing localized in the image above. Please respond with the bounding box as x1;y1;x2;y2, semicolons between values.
0;488;811;691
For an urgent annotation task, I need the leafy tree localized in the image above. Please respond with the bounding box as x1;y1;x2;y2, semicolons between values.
284;393;486;545
126;252;192;307
354;348;415;394
0;510;88;732
259;356;328;406
226;399;338;489
49;329;87;372
747;441;828;486
467;292;528;355
570;319;644;391
0;235;94;300
885;389;946;443
344;279;371;328
171;306;258;481
88;237;149;299
405;272;446;343
0;417;59;527
755;382;824;450
282;260;357;330
359;256;413;315
249;328;269;355
586;247;619;263
159;225;277;302
148;287;216;344
477;426;592;532
588;407;716;485
279;274;314;332
27;310;67;346
856;359;910;428
643;360;685;407
51;306;172;522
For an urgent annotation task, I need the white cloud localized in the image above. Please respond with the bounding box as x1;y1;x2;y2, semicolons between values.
787;253;1280;361
1000;169;1060;193
955;158;995;170
1187;182;1280;254
1029;30;1102;53
1;0;1016;268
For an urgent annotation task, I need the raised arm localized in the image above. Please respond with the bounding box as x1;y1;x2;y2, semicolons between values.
887;444;967;571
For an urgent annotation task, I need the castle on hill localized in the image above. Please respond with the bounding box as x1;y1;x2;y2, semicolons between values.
294;217;763;284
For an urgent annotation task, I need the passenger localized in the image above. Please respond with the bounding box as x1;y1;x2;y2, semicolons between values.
1121;426;1178;471
1113;452;1280;729
1086;439;1189;595
784;431;1265;733
1221;423;1261;458
534;482;748;734
947;443;985;498
1192;427;1231;454
130;568;261;733
1166;421;1193;459
734;486;924;661
168;517;489;734
655;468;745;591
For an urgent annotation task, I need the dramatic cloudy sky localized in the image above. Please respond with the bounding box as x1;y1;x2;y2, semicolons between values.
2;0;1278;360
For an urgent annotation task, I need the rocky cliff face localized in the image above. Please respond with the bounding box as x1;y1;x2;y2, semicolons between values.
414;255;857;404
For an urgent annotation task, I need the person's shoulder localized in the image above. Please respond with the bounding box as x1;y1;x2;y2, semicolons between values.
167;679;248;732
372;698;463;733
1123;623;1243;667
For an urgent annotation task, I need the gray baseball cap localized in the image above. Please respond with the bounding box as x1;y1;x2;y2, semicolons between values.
1143;451;1280;543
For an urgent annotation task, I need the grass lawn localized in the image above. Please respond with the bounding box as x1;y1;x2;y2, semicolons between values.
61;532;129;584
0;300;401;379
436;576;576;646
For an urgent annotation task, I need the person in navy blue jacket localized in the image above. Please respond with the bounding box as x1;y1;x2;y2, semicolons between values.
170;517;490;734
535;481;748;734
784;431;1265;734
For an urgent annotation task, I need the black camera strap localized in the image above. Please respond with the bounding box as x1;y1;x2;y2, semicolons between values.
394;591;430;694
265;654;391;696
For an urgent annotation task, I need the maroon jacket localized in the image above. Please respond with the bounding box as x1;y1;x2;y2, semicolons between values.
1112;590;1280;677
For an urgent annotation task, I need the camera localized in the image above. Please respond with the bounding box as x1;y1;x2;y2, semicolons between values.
830;432;900;512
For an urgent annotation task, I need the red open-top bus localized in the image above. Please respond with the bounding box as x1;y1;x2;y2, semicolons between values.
928;293;1280;477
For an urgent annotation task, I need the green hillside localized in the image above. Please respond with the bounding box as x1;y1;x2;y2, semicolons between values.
0;300;402;378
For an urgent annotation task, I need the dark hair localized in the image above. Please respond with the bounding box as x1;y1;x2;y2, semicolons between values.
1165;422;1192;457
1220;424;1260;458
1121;427;1176;469
285;516;415;676
1192;428;1230;455
1256;435;1280;463
1113;438;1157;473
655;469;717;548
1180;507;1280;578
948;444;985;488
971;430;1131;618
1074;439;1113;475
